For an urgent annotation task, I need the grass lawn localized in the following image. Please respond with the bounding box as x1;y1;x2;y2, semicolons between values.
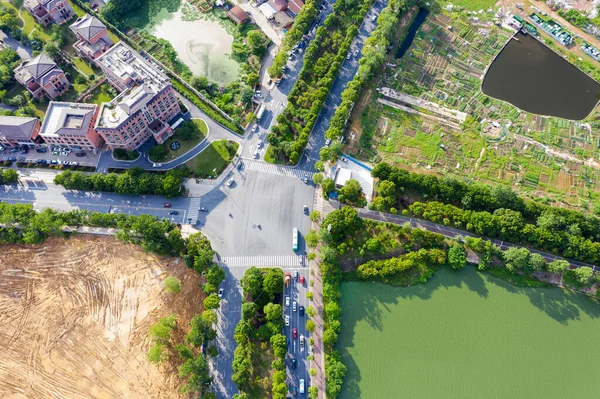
151;119;208;162
71;56;95;77
183;139;239;178
86;83;114;105
18;8;37;35
112;149;140;161
68;0;86;17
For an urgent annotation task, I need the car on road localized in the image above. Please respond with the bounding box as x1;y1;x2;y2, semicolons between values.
36;148;47;153
254;93;262;98
169;211;179;215
152;163;162;167
286;296;290;307
346;51;351;60
253;151;259;159
325;138;331;146
290;386;297;396
294;270;299;280
75;152;85;157
237;161;244;170
7;157;16;162
299;305;305;316
303;205;309;214
257;140;263;148
163;203;171;207
226;178;234;187
218;288;224;298
341;156;349;163
50;159;57;164
299;379;305;394
293;301;297;312
285;314;290;326
300;335;304;351
298;255;303;266
292;327;298;338
252;124;259;132
371;14;377;22
300;275;305;285
303;174;309;184
291;358;297;369
353;49;359;58
199;207;208;212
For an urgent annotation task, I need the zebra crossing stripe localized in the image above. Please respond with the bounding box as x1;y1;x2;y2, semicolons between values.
219;255;305;268
187;198;201;221
243;160;315;180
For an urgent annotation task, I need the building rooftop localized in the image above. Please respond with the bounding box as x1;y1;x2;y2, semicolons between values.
0;116;38;140
288;0;304;15
96;84;158;129
15;53;57;81
70;14;106;41
229;5;248;22
40;102;97;137
335;167;352;187
96;42;169;91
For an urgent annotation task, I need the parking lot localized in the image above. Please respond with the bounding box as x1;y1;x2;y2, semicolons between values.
0;144;100;167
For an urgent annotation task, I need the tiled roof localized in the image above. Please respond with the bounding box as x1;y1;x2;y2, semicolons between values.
0;116;38;140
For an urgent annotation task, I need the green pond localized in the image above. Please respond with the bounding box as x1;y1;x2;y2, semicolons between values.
338;267;600;398
124;0;239;85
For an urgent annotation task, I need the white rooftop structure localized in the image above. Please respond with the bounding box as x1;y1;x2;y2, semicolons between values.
335;167;352;188
96;84;157;128
40;102;97;137
96;42;169;91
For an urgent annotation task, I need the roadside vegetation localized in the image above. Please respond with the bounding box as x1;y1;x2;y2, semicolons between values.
182;139;238;178
311;206;600;398
232;267;287;399
53;167;185;197
265;0;374;164
0;169;18;186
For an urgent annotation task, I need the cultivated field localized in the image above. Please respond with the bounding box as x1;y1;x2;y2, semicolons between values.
0;236;203;399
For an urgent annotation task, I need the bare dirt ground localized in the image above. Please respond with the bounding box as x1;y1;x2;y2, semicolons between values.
0;236;204;399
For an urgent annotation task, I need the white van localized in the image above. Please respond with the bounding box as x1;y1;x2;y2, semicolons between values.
299;379;305;394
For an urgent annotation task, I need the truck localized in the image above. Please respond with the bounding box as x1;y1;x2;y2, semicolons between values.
285;272;291;288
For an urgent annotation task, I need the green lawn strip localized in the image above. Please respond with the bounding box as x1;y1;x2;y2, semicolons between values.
149;119;208;162
483;266;552;288
71;56;95;77
86;84;114;104
183;139;238;178
68;0;86;17
112;149;140;161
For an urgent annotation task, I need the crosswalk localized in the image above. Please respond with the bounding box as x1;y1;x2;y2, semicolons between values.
187;198;201;222
219;255;306;268
242;160;315;180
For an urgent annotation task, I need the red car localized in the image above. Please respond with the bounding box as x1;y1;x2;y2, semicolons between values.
163;203;171;208
299;275;305;285
292;328;298;339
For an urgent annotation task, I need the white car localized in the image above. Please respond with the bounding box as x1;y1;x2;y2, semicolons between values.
218;288;224;298
325;138;331;147
300;335;305;351
353;49;359;58
152;163;162;167
299;379;305;394
257;140;263;148
371;14;377;22
253;151;259;159
252;124;259;132
226;179;234;187
285;314;290;327
292;301;297;312
346;51;351;60
285;296;290;307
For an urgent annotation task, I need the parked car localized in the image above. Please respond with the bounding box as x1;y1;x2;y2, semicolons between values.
300;275;305;285
292;327;298;338
341;157;349;163
303;205;309;214
346;51;351;60
257;140;263;148
36;147;47;153
300;335;304;351
226;178;234;187
353;49;359;58
291;358;297;369
169;210;179;215
0;145;5;152
299;305;305;316
50;160;58;164
199;207;208;212
7;157;16;162
371;14;377;22
69;161;78;166
285;296;290;307
325;138;331;146
252;124;258;132
218;288;224;298
163;203;171;207
253;151;259;159
75;152;85;157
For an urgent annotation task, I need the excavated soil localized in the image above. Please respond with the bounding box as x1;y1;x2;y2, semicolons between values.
0;236;204;399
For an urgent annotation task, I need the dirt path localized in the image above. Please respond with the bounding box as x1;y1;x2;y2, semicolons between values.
0;236;204;399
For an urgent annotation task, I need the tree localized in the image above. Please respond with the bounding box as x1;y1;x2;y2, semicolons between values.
309;367;317;377
147;342;167;363
43;42;60;59
149;315;176;343
322;178;335;197
447;244;467;270
149;145;168;161
206;265;226;287
571;266;594;285
246;72;259;87
547;259;570;275
306;230;319;248
526;253;546;274
247;30;266;56
264;303;283;322
340;179;362;204
240;86;254;105
309;210;321;223
378;180;396;198
241;267;263;298
313;173;324;185
203;294;221;310
503;247;530;273
179;354;212;395
270;333;287;358
201;309;218;326
163;276;181;293
263;268;283;298
242;301;258;321
306;319;316;333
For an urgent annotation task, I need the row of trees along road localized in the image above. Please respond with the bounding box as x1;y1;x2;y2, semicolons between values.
371;162;600;265
266;0;374;164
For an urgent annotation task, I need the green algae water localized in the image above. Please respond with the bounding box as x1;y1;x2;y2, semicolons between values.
338;267;600;398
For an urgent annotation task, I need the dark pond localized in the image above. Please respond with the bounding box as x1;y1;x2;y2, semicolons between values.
396;8;429;59
482;32;600;120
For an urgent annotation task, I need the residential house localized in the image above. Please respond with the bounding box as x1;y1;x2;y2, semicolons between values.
39;102;103;151
13;53;70;99
70;14;114;62
288;0;304;16
0;116;41;148
268;0;287;12
227;5;248;24
24;0;75;26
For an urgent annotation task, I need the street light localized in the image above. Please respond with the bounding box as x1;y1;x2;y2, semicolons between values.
213;168;217;179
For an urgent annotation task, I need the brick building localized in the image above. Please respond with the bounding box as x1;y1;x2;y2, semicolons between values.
24;0;75;26
39;102;103;151
70;14;114;62
94;42;181;150
0;116;41;148
14;53;70;99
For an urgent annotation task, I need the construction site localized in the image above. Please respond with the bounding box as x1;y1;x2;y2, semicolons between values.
0;236;204;399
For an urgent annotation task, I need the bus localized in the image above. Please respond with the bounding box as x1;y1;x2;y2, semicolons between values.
256;104;265;121
292;227;298;251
